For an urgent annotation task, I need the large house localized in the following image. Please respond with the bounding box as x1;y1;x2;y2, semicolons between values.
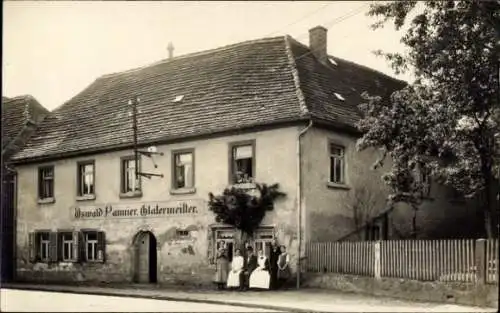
9;26;474;286
1;95;48;282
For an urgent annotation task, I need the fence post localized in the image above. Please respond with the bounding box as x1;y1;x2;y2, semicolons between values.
374;241;381;280
475;238;486;284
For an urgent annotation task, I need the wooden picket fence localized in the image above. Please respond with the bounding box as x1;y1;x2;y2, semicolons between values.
305;239;499;285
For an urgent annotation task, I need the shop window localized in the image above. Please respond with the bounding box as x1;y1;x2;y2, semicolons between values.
83;230;106;262
214;228;235;262
253;228;275;256
77;160;95;197
329;144;345;184
121;156;141;193
230;141;255;184
172;149;195;190
38;166;54;200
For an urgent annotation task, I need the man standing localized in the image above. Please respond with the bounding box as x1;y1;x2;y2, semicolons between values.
242;246;258;290
269;239;280;290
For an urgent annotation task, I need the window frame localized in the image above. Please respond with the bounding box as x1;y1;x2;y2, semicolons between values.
76;160;96;200
228;140;256;186
120;155;142;198
59;231;74;262
328;142;347;187
82;229;105;263
37;165;55;203
37;231;51;262
171;148;196;194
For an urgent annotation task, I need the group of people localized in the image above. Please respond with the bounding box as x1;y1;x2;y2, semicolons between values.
214;239;290;291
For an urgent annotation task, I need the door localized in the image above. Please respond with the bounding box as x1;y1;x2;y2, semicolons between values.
135;231;157;283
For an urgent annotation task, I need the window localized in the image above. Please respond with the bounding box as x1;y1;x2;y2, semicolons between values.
121;157;140;193
253;228;275;257
172;150;194;189
214;229;235;262
59;232;74;261
176;230;189;237
230;142;255;184
38;166;54;200
77;161;95;197
37;232;50;262
329;144;345;184
83;230;105;262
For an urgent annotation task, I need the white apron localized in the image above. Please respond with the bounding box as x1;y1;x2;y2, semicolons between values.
249;256;270;289
226;256;244;287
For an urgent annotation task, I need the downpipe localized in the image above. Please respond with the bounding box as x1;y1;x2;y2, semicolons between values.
296;119;313;289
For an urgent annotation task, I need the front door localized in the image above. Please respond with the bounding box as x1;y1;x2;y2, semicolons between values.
135;231;157;283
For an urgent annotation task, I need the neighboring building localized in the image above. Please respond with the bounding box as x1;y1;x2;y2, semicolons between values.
1;95;49;282
10;25;411;286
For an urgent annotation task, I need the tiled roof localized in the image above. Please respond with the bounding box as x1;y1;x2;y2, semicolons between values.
2;95;48;152
12;35;405;163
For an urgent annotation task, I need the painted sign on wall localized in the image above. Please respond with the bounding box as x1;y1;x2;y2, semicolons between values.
72;199;204;220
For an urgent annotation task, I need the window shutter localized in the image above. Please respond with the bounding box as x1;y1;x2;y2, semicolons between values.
72;231;80;262
49;231;58;263
57;233;63;261
79;232;86;262
97;231;106;263
28;232;36;263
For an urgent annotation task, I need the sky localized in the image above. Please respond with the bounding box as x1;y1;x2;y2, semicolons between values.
3;1;413;111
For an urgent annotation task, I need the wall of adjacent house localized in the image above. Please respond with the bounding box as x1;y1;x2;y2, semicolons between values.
300;126;391;242
300;126;482;242
15;126;301;285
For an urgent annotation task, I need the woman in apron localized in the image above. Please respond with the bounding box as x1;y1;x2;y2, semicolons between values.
277;245;291;289
214;241;229;290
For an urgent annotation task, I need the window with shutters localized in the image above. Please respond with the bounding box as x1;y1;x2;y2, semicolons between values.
59;232;74;261
329;144;345;185
82;230;105;262
171;149;195;193
38;166;54;201
77;160;95;199
36;232;50;262
229;141;255;185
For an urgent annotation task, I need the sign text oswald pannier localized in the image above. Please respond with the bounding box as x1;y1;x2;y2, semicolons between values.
72;200;202;220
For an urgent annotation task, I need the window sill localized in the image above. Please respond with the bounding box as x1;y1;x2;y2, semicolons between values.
170;187;196;195
119;190;143;199
76;194;96;201
38;198;55;204
327;182;351;190
230;183;257;190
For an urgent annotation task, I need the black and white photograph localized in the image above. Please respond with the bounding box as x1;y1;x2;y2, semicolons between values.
1;1;499;312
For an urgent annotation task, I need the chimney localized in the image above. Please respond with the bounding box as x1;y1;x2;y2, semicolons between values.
309;26;328;64
167;42;174;59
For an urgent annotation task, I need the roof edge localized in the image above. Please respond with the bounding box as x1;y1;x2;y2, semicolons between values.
10;118;310;165
284;35;310;117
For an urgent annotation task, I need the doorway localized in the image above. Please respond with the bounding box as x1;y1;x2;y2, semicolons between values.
134;231;157;283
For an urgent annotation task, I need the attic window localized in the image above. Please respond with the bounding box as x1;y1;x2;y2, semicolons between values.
173;95;184;103
334;93;345;101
